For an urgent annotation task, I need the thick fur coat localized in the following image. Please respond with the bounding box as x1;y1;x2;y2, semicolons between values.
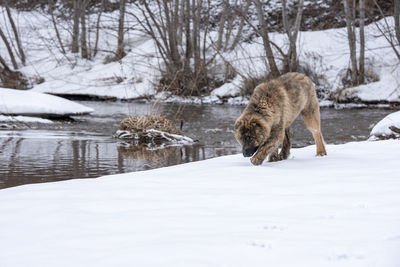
235;72;327;165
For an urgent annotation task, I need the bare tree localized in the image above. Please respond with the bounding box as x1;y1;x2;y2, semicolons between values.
131;0;220;95
80;0;89;59
0;27;18;69
116;0;127;60
395;0;400;45
48;0;66;54
282;0;304;72
93;0;105;58
343;0;358;85
215;1;249;52
373;0;400;61
71;0;80;53
3;0;25;65
230;1;250;51
191;0;201;75
216;0;229;51
253;0;280;78
359;0;365;84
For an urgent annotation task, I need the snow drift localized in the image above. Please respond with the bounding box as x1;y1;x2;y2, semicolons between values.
370;110;400;139
0;88;94;117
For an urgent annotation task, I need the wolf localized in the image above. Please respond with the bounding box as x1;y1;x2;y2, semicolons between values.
234;72;327;165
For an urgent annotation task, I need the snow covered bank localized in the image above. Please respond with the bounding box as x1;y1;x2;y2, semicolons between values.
0;88;94;117
0;114;53;124
1;6;398;105
370;110;400;139
0;140;399;267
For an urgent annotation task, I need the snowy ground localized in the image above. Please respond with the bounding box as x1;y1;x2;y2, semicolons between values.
0;7;398;104
0;88;93;117
0;140;399;267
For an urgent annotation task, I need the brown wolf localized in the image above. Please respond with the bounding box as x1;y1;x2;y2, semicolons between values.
234;72;327;165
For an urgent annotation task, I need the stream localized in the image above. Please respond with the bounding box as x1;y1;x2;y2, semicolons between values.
0;101;393;189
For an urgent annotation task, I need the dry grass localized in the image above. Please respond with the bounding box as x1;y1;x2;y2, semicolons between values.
119;115;183;135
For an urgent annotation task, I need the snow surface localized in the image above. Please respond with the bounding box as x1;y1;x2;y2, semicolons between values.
1;140;400;267
0;88;94;116
209;77;242;99
370;110;400;138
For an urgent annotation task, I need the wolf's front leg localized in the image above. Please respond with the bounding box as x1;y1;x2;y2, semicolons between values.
251;127;284;166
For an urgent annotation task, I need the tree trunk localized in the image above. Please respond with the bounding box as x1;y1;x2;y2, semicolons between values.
177;0;185;46
223;1;235;51
282;0;304;72
184;0;192;71
253;0;280;78
116;0;126;60
71;0;80;53
343;0;358;85
395;0;400;46
0;55;9;69
290;0;304;71
0;27;18;69
216;0;228;51
163;0;181;68
93;0;105;57
359;0;365;84
80;0;89;59
49;0;66;54
4;0;25;65
192;0;201;74
230;1;250;51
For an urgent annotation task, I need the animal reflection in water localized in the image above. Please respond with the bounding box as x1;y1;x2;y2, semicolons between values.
118;143;178;162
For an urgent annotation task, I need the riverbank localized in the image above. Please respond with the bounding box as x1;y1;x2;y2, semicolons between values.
0;102;394;189
0;6;398;106
0;139;399;267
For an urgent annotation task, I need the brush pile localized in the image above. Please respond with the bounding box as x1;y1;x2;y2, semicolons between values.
114;115;193;145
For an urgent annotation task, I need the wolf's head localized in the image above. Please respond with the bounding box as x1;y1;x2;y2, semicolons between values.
234;114;270;157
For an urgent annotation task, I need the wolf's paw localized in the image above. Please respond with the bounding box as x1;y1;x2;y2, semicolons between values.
268;153;280;162
316;150;327;157
251;157;264;166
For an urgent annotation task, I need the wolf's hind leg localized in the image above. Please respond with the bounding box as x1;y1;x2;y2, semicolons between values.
301;103;327;156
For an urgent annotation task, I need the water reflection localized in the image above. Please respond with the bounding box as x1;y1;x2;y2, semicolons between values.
117;143;208;169
0;101;394;189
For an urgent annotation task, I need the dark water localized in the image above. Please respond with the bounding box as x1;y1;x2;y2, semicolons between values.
0;101;393;189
